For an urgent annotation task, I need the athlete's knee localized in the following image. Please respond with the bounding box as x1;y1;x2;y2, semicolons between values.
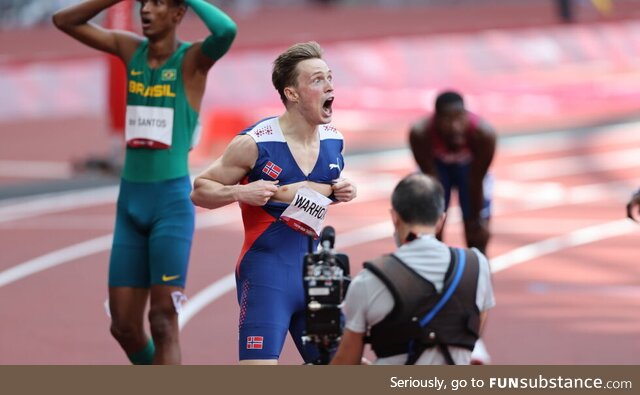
110;319;144;344
148;303;178;342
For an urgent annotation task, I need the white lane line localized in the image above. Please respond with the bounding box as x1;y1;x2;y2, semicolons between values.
490;219;638;273
0;235;113;288
179;274;236;328
0;160;73;179
492;218;611;235
178;218;639;330
0;214;116;230
0;186;118;224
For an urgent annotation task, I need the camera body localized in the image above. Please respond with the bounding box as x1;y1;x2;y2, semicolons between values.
302;226;350;364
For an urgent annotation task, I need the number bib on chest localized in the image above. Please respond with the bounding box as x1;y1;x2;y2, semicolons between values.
125;105;174;149
280;187;332;238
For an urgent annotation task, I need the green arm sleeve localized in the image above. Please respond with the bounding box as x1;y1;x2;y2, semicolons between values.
185;0;237;61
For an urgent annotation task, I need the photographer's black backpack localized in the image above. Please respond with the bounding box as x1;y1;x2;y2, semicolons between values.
364;247;480;365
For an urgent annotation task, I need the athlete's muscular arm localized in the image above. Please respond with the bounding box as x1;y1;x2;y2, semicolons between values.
465;120;497;252
191;135;278;209
330;329;365;365
182;0;237;111
183;0;236;71
409;118;437;176
52;0;141;63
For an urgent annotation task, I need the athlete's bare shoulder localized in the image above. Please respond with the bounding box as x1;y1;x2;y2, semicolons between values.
225;134;258;161
410;116;432;137
474;118;497;145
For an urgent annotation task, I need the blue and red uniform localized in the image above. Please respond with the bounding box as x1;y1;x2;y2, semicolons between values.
428;112;492;221
235;117;344;361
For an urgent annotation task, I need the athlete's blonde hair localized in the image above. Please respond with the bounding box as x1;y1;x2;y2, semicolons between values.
272;41;324;105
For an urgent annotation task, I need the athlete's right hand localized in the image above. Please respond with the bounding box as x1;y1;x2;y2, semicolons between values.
239;180;279;206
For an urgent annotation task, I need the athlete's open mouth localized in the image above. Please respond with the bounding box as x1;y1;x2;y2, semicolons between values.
323;97;334;116
141;16;152;28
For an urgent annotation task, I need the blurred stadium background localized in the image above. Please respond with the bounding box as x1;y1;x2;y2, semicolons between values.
2;0;640;181
1;0;640;364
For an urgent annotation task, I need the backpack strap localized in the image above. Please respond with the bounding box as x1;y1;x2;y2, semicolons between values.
405;247;470;365
419;247;466;327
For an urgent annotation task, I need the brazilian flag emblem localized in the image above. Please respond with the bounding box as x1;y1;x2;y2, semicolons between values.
162;69;177;81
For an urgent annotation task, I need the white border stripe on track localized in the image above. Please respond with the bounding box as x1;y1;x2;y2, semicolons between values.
0;186;118;224
0;160;73;179
0;235;112;288
490;219;638;272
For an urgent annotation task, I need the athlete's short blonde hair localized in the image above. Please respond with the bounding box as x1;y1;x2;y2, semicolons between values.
272;41;324;105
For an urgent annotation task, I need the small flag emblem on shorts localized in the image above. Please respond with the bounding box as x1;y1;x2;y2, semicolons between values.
262;161;282;179
247;336;263;350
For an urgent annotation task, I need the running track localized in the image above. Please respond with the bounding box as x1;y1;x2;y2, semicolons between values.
2;1;640;365
1;119;639;365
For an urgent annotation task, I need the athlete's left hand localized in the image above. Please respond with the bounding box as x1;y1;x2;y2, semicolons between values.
331;178;357;202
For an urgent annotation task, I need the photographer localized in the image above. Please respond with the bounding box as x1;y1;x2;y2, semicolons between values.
331;173;495;365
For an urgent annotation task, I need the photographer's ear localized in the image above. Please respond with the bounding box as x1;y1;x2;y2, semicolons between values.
389;208;401;228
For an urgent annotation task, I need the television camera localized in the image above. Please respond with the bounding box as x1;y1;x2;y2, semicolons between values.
302;226;351;364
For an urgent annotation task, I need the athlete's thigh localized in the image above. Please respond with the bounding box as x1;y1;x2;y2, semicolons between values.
148;188;195;288
434;161;454;209
109;198;150;288
236;253;296;361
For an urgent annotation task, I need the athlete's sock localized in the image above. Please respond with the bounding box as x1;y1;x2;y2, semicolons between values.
127;338;155;365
